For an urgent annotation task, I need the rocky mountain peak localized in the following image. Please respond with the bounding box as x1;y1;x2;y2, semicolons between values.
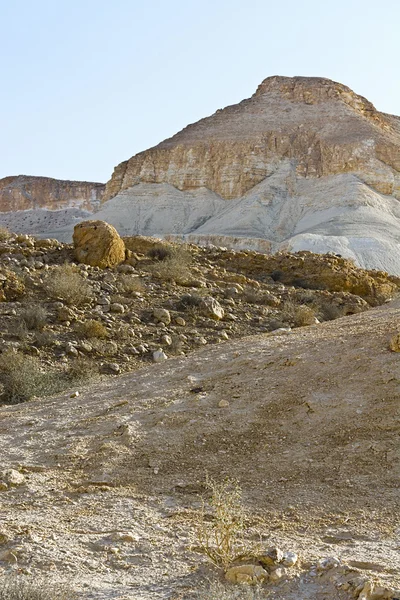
253;75;377;115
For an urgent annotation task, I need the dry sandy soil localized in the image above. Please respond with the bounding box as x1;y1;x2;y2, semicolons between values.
0;300;399;599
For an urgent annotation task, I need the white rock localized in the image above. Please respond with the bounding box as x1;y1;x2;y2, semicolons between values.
153;308;171;325
282;551;298;567
153;349;168;363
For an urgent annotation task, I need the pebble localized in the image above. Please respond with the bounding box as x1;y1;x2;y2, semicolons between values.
153;349;168;362
0;469;25;487
153;308;171;325
282;551;298;567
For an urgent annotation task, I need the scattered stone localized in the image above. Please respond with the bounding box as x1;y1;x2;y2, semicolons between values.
199;296;225;320
0;469;25;487
218;399;230;408
389;333;400;352
175;316;186;326
153;308;171;325
269;567;286;582
153;349;168;362
282;551;298;567
225;564;269;585
110;303;125;314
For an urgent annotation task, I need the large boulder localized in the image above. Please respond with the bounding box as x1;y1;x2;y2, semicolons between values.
73;220;125;269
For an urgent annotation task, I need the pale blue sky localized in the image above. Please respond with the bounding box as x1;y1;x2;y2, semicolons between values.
1;0;399;183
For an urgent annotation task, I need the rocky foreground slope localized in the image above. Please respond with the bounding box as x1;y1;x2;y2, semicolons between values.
89;76;400;274
0;230;399;598
0;299;399;599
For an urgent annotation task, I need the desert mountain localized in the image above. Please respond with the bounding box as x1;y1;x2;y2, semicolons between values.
92;76;400;274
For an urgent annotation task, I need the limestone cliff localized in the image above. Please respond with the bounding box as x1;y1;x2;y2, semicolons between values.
0;175;104;212
103;76;400;202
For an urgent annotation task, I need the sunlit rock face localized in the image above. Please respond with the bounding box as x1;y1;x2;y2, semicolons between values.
103;76;400;202
0;175;104;212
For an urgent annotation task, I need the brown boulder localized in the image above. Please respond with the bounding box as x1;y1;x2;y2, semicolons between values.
73;221;125;269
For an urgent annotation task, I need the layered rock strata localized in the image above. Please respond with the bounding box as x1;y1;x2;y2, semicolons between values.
0;175;104;212
104;76;400;202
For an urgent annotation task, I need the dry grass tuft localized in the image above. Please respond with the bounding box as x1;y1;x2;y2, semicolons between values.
196;581;270;600
0;227;12;242
281;300;316;327
193;476;258;569
20;304;48;331
117;274;144;294
149;246;193;284
75;319;108;339
44;264;93;306
0;577;76;600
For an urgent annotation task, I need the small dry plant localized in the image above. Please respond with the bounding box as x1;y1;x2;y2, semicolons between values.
44;264;93;306
117;274;144;294
21;304;48;331
194;476;256;568
0;226;11;242
149;246;193;284
281;300;316;327
196;581;270;600
0;576;76;600
75;319;108;339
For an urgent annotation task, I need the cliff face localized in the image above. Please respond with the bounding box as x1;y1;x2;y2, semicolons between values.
0;175;105;212
103;76;400;202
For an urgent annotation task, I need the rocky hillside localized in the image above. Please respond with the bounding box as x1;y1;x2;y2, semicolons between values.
0;288;399;599
0;225;398;406
0;227;399;598
0;175;104;212
86;76;400;274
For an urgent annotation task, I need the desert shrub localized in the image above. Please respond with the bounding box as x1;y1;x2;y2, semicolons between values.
66;357;99;383
20;304;48;331
281;300;316;327
270;269;284;282
177;294;203;309
0;577;75;600
117;274;144;294
44;264;93;306
75;319;108;339
0;227;11;242
33;330;55;348
0;351;98;404
196;581;268;600
193;476;256;568
147;244;175;261
0;351;52;403
149;246;192;283
7;319;29;340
